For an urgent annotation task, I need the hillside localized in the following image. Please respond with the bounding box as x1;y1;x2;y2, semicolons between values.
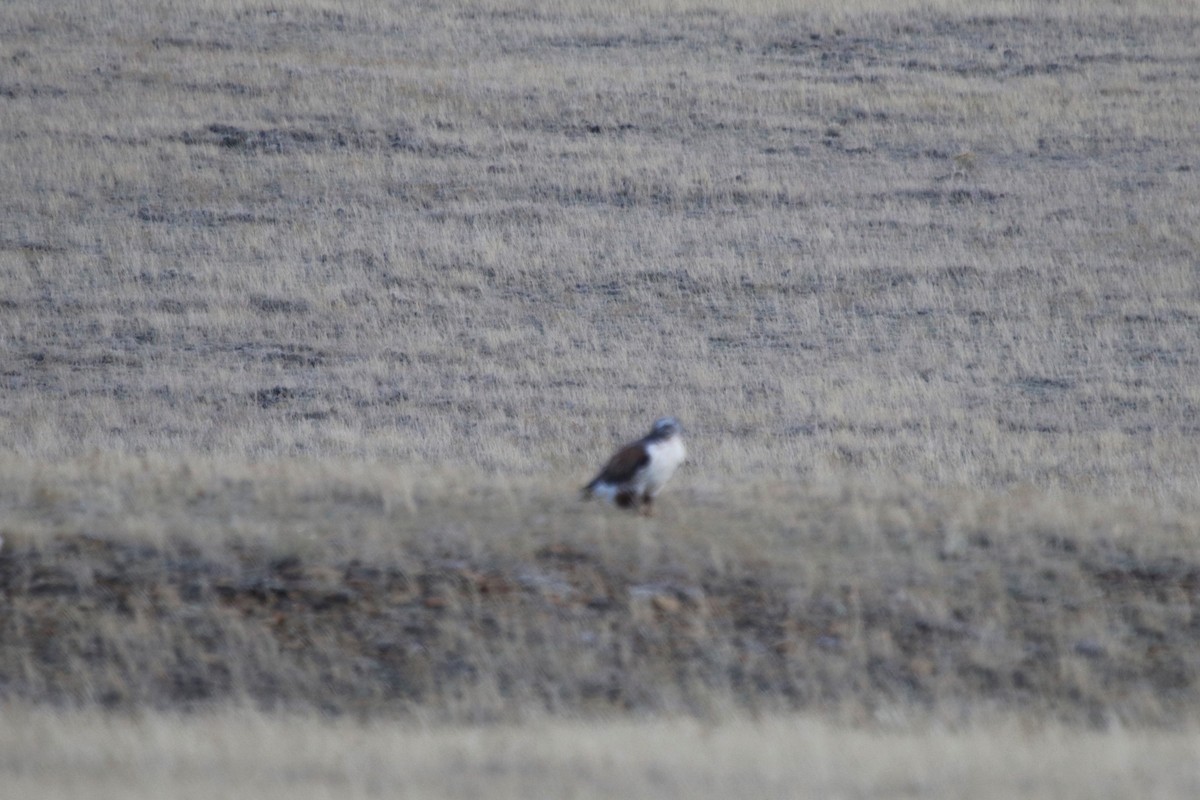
3;457;1198;725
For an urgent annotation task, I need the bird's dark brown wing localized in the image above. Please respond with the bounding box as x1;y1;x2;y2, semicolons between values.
586;442;650;489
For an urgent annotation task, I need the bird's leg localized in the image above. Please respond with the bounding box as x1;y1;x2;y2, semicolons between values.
640;494;654;517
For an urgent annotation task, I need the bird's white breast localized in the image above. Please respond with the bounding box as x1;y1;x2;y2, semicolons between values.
642;436;685;494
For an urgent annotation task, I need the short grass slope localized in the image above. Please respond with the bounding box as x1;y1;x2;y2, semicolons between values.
2;456;1198;725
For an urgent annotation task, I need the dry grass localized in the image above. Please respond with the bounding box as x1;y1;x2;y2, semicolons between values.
0;705;1195;800
2;707;1199;800
2;0;1200;790
3;0;1199;505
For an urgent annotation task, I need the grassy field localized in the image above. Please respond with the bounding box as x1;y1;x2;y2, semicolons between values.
3;0;1200;793
4;0;1200;502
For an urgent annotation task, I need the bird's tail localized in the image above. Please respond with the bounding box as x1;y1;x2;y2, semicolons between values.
580;479;598;500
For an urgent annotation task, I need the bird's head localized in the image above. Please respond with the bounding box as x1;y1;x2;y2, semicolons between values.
649;416;682;439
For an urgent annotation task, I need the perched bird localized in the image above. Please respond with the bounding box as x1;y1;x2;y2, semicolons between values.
581;417;686;515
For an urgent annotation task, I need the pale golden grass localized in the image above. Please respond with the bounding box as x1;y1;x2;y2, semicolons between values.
1;707;1198;800
2;450;1192;564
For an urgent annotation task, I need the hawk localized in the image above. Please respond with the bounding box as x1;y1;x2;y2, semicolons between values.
581;417;686;515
